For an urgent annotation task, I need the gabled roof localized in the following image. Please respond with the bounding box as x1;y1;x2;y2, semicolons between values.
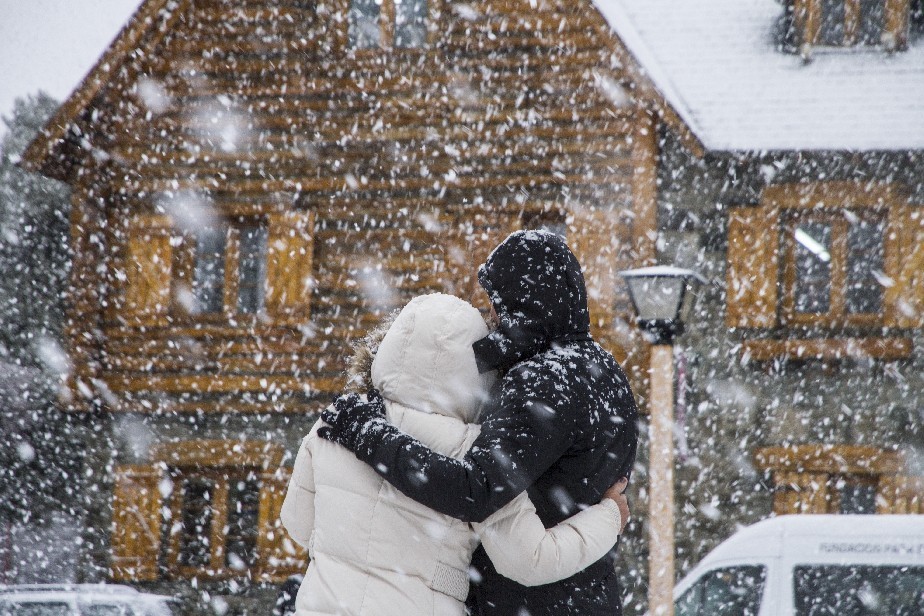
19;0;185;179
593;0;924;152
23;0;702;183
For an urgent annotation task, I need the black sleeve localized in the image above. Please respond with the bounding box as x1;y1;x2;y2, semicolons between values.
353;367;576;523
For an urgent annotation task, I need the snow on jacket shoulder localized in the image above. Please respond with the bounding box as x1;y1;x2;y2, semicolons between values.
280;293;622;616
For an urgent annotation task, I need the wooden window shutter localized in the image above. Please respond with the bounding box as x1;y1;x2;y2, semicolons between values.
726;204;780;328
884;204;924;328
111;464;164;582
884;0;910;49
793;0;820;46
266;211;316;325
124;215;173;327
256;468;307;582
773;471;830;515
877;475;924;514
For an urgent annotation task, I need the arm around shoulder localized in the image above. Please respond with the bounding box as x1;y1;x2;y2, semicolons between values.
322;366;575;523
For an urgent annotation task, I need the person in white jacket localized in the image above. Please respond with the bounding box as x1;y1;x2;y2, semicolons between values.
281;293;628;616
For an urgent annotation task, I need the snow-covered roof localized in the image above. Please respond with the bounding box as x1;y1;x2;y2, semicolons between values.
593;0;924;152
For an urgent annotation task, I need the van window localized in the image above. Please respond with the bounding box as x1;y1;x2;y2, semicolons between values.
135;600;182;616
675;566;766;616
3;604;73;616
81;605;125;616
794;565;924;615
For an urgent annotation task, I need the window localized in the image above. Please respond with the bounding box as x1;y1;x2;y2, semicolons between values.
770;474;879;514
349;0;381;48
176;476;214;568
1;604;71;616
395;0;428;47
168;468;262;578
782;209;886;327
794;566;924;615
237;226;268;314
193;228;226;314
349;0;428;49
81;605;125;616
126;210;313;327
837;479;877;514
179;220;268;317
675;566;766;616
858;0;887;44
789;0;911;50
818;0;848;45
226;477;261;569
110;442;306;584
754;445;906;515
726;182;924;339
819;0;887;45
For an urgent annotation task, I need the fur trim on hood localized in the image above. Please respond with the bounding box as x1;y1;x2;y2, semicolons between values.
346;313;396;394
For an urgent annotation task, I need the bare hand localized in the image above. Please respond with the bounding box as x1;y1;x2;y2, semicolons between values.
602;477;630;534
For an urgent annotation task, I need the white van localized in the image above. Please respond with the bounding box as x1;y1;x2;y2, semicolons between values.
0;585;184;615
673;515;924;616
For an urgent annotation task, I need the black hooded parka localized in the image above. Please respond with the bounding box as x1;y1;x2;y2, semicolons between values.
342;230;639;615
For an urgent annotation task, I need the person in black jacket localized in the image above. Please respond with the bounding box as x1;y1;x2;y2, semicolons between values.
319;229;640;615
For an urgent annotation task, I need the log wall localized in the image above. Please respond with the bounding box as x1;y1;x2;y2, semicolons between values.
64;0;654;414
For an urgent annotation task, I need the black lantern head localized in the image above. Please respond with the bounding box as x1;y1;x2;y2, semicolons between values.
620;266;705;344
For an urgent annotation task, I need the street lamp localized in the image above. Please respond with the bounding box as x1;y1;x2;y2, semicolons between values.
620;266;704;616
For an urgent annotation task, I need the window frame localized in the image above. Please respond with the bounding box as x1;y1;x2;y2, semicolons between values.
780;207;887;328
171;216;269;323
166;466;262;580
146;440;289;582
728;183;922;362
754;445;904;515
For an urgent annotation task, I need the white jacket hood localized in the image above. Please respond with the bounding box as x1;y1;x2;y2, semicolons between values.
372;293;493;423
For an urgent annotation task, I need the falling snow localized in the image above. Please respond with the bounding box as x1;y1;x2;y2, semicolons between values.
1;1;923;615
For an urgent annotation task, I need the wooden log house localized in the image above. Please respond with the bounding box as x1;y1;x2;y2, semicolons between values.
19;0;924;608
20;0;668;596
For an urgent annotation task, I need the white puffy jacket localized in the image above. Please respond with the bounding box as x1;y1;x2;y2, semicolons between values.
281;293;621;616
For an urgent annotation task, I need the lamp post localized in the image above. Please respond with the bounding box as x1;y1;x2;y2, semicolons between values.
619;266;704;616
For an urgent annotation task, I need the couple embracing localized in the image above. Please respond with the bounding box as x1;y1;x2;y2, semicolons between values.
281;230;640;615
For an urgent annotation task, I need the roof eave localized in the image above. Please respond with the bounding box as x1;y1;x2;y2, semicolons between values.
591;1;707;158
19;0;184;183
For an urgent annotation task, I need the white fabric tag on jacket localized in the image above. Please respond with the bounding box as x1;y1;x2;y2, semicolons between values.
431;562;469;602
